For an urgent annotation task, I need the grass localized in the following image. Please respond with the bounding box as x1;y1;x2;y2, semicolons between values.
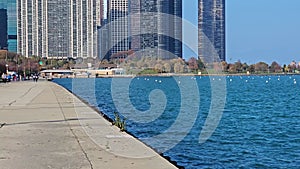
113;112;126;132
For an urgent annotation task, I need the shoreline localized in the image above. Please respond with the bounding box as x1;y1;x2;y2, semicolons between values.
56;81;184;169
48;72;300;79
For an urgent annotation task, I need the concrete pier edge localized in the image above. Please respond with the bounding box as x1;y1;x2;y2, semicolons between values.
0;81;180;169
52;81;185;169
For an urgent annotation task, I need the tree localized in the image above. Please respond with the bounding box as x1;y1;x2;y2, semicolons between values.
101;59;109;64
188;57;198;71
289;61;297;73
228;64;237;73
247;64;255;73
197;58;205;70
221;61;228;72
154;63;163;72
136;60;144;68
174;62;184;73
163;63;171;73
255;62;269;73
282;64;286;73
287;65;292;73
297;63;300;71
234;60;242;72
242;63;249;72
270;61;282;73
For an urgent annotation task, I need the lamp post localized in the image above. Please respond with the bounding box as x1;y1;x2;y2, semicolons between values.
5;50;8;74
5;64;8;74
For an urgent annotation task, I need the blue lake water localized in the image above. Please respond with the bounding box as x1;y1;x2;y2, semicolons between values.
54;75;300;168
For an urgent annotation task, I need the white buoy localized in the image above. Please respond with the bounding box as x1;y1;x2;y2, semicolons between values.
266;80;269;83
230;79;232;82
159;80;162;83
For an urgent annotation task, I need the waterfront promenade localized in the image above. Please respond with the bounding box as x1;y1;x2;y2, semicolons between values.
0;81;177;169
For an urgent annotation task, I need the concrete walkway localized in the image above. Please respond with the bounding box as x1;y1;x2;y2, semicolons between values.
0;81;177;169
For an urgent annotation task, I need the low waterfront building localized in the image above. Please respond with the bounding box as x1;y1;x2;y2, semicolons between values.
40;69;74;79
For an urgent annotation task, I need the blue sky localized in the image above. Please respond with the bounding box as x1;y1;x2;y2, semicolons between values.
183;0;300;65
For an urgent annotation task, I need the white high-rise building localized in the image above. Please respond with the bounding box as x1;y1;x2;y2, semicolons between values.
18;0;101;59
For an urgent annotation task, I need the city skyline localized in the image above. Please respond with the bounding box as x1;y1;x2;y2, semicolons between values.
1;1;299;64
2;0;227;62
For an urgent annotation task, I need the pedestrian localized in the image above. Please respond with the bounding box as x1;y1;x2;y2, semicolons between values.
7;74;11;82
33;74;36;82
33;74;39;82
35;74;39;82
1;73;6;83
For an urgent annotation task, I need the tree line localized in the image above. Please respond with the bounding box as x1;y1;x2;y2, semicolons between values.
1;50;299;75
187;57;299;74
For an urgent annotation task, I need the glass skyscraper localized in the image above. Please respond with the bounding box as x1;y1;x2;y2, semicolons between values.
0;9;7;50
18;0;101;58
130;0;183;58
0;0;17;52
198;0;225;62
107;0;130;57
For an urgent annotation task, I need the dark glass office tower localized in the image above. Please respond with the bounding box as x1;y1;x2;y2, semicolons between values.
0;0;17;52
198;0;225;62
107;0;130;57
130;0;182;58
0;9;8;50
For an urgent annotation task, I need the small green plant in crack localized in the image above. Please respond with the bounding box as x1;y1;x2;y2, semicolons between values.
113;112;126;132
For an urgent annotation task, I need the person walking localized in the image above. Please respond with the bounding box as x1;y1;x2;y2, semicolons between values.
33;74;39;82
1;73;7;83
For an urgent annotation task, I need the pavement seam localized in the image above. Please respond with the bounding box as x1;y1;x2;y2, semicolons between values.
0;123;6;128
8;84;36;106
51;85;94;169
8;100;16;106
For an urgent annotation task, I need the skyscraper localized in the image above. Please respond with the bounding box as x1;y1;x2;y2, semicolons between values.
0;0;17;52
18;0;101;58
198;0;225;62
130;0;183;58
107;0;130;57
0;9;8;50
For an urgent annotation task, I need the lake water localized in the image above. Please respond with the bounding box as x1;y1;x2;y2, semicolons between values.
54;75;300;168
